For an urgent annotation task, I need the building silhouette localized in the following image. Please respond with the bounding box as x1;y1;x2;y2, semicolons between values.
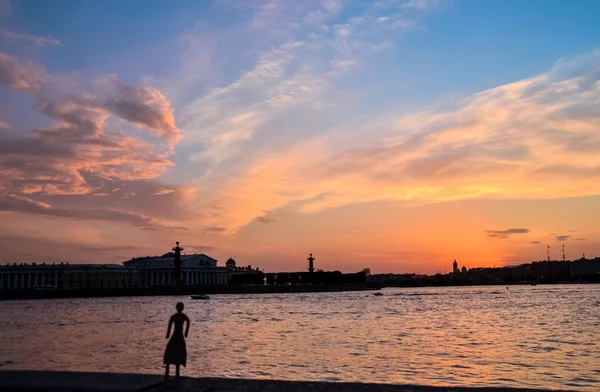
123;244;227;287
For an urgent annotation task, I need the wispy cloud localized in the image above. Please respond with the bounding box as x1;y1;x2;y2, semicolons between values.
5;31;62;47
486;228;530;239
556;235;571;241
400;0;445;10
0;194;157;227
75;245;138;252
153;188;175;196
186;244;215;252
181;0;444;231
193;50;600;232
202;226;227;233
0;52;46;91
255;215;276;224
530;241;542;244
181;0;435;167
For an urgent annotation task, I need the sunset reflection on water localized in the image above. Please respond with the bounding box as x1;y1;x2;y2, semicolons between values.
0;285;598;390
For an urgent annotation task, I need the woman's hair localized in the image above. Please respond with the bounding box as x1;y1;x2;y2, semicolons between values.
176;302;184;312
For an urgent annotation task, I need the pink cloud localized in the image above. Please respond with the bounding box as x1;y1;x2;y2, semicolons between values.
0;52;193;235
0;52;46;91
0;52;182;197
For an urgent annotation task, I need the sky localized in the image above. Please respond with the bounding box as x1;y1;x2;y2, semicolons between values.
0;0;599;274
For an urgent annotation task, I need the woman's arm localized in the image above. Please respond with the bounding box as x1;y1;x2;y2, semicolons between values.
184;315;190;338
166;317;173;339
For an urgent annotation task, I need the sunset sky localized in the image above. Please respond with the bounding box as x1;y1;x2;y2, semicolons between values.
1;0;599;274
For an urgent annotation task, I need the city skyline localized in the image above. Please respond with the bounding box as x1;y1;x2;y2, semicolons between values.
1;0;599;274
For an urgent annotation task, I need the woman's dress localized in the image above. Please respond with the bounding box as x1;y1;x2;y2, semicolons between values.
164;313;188;366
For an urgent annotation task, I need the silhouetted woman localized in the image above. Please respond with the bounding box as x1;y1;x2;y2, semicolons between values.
164;302;190;380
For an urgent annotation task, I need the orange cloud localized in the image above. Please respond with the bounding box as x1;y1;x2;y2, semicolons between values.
196;51;600;233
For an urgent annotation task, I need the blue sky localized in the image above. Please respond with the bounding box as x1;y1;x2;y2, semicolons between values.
1;0;599;273
7;1;600;90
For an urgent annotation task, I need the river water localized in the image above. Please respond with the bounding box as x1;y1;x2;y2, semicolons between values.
0;285;598;390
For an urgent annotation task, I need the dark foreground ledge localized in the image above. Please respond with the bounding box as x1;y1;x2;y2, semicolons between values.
0;371;569;392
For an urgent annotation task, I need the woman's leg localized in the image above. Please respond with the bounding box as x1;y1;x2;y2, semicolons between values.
175;364;180;379
164;364;170;381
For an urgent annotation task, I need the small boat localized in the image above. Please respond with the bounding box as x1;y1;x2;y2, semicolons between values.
190;294;210;300
373;292;384;296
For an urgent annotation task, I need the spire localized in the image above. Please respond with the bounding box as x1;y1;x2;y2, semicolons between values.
172;241;183;286
307;253;315;273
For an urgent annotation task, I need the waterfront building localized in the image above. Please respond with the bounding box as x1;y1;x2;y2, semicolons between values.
62;264;138;289
0;262;61;290
0;243;226;291
225;258;263;283
570;257;600;278
123;250;227;287
0;262;136;290
226;258;236;269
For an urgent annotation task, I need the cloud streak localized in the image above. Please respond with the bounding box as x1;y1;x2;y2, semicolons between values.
5;31;62;47
181;0;434;166
0;194;188;230
255;215;276;224
486;228;530;239
195;50;600;232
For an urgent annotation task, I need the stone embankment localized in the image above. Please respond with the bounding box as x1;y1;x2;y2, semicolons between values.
0;371;568;392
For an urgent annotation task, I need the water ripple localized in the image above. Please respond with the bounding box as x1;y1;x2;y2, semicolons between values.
0;285;598;391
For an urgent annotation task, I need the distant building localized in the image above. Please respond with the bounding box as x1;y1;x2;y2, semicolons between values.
453;260;459;274
0;263;137;290
226;258;236;269
225;259;263;283
570;257;600;278
123;251;227;286
461;266;467;273
0;244;228;292
62;264;137;289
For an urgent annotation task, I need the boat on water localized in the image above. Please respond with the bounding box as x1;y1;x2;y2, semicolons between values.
190;294;210;300
373;292;384;296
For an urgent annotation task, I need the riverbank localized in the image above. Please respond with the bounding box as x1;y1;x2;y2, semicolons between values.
0;371;570;392
0;283;376;300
